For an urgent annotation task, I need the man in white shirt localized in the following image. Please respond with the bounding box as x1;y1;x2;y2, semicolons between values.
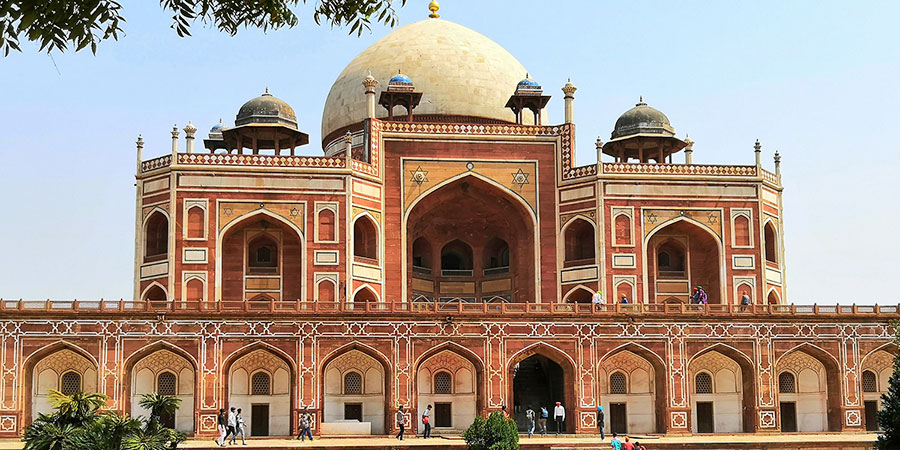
225;407;237;444
553;401;565;434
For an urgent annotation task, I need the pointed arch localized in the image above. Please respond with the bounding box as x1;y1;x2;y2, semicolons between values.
414;341;486;428
562;216;596;267
508;342;577;433
763;219;778;264
24;341;100;426
775;343;842;431
316;278;336;302
143;208;170;261
319;341;392;433
563;285;595;303
141;281;168;302
598;342;667;433
688;343;756;432
352;212;380;261
860;343;899;368
643;215;725;304
216;209;305;303
352;284;379;306
766;288;780;305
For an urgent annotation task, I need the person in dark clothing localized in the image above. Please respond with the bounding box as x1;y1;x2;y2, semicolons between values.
596;405;605;439
422;404;432;438
396;405;406;440
215;409;227;447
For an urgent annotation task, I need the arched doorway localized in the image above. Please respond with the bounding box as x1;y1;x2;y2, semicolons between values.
775;346;841;432
227;348;292;436
860;348;895;431
563;218;595;268
646;219;722;304
511;352;572;433
220;213;303;302
144;210;168;262
688;350;748;433
129;349;195;433
416;349;480;432
406;176;536;304
598;349;661;434
321;348;388;434
30;348;98;420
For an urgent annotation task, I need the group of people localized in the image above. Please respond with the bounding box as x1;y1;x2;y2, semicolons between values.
394;404;436;440
690;286;708;304
597;406;648;450
215;407;246;447
522;402;567;437
591;290;631;308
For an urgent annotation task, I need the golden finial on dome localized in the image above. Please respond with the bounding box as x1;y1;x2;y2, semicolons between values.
428;0;440;18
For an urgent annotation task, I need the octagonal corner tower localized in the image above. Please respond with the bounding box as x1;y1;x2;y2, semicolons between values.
320;18;540;146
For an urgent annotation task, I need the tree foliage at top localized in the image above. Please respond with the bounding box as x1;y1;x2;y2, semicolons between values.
463;411;519;450
0;0;407;56
876;321;900;449
23;390;185;450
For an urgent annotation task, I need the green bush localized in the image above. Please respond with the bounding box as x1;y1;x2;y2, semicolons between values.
876;322;900;449
463;411;519;450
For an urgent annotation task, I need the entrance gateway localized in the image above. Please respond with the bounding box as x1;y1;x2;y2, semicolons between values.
512;355;565;432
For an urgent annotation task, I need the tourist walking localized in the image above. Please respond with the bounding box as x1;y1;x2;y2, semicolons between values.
224;407;237;444
215;408;227;447
633;441;647;450
698;286;708;305
422;404;432;438
297;411;313;441
231;408;246;445
620;294;629;304
553;401;565;434
623;435;635;450
610;432;622;450
691;287;700;304
396;405;406;440
596;405;605;439
740;290;751;311
525;406;536;438
539;406;549;435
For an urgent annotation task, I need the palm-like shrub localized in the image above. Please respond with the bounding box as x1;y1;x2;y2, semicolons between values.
23;390;185;450
876;322;900;449
463;411;519;450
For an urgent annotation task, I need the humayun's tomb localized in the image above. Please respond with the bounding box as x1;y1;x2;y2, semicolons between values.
0;4;896;441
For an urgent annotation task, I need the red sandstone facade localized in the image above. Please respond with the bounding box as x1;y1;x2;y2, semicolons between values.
1;14;895;440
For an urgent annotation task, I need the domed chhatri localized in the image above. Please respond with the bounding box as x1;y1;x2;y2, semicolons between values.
235;88;298;129
517;75;541;89
602;97;687;163
387;71;415;92
610;97;675;140
321;18;539;144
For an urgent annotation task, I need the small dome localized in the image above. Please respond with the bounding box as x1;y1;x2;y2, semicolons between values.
208;119;225;139
611;98;674;140
236;90;298;129
517;76;540;87
389;73;413;85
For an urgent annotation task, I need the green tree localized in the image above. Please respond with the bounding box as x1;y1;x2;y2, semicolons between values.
876;321;900;449
0;0;408;56
463;411;519;450
23;390;184;450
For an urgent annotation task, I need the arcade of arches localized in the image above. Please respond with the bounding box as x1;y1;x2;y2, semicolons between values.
407;176;535;303
18;341;895;437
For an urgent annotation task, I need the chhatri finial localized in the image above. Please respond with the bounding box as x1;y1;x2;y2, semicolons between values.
754;139;762;152
428;0;440;18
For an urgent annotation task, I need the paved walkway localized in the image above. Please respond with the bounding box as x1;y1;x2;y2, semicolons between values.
0;432;879;449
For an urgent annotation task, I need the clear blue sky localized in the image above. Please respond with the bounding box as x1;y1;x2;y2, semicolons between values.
0;1;897;304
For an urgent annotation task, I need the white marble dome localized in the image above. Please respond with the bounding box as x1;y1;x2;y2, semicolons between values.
321;18;540;143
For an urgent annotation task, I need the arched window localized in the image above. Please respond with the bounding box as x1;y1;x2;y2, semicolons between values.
145;212;168;261
609;371;627;394
60;371;82;396
862;370;878;393
434;371;452;394
157;372;177;396
695;372;713;394
483;237;510;273
318;209;335;242
248;235;278;274
353;216;378;261
564;218;595;264
778;372;796;393
317;280;335;302
185;278;204;302
412;237;433;274
344;372;363;395
656;240;686;278
251;372;271;395
733;214;751;247
187;206;205;239
767;290;780;305
441;240;473;275
764;222;778;264
353;287;378;306
614;214;632;246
